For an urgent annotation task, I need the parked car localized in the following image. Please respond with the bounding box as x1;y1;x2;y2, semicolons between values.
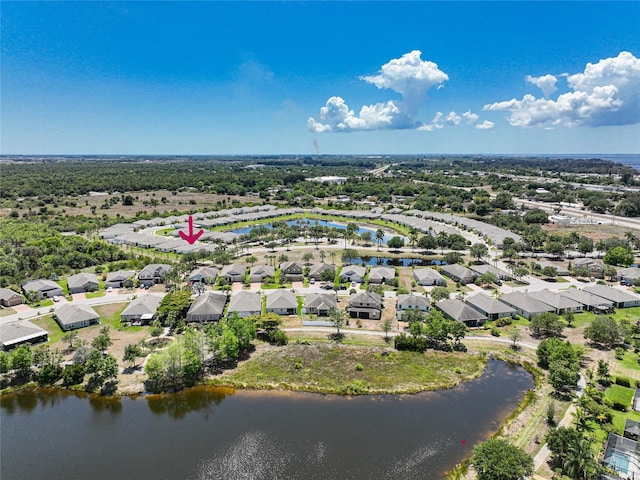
52;296;60;302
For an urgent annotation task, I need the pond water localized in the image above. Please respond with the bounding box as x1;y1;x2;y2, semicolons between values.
229;219;402;243
0;360;532;480
356;256;448;267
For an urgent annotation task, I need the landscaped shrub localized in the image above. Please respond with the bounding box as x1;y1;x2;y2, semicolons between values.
491;326;501;337
612;400;629;412
268;329;288;346
615;347;625;360
615;376;632;388
495;317;512;327
452;342;467;352
355;363;364;371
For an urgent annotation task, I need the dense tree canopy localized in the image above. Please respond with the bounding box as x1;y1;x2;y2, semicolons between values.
471;438;533;480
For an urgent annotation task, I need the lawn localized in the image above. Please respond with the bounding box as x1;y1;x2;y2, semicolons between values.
605;384;635;405
93;302;143;332
32;315;64;345
0;308;17;317
611;306;640;323
85;290;106;299
215;343;486;394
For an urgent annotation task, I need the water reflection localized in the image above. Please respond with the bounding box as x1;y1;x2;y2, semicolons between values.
1;361;533;480
146;385;233;419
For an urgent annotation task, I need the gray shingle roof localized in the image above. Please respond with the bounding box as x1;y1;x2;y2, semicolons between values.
397;294;430;309
266;289;298;309
54;303;99;327
228;291;262;313
466;293;516;315
435;299;486;323
121;294;162;317
186;292;227;320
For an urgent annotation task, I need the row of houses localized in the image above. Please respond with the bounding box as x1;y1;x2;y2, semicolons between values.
404;284;640;329
99;204;523;253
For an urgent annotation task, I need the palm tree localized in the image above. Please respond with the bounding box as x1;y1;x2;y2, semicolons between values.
329;251;337;265
409;228;418;251
562;437;601;480
319;250;327;263
376;229;385;251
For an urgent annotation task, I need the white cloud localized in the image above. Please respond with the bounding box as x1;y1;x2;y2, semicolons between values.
462;110;479;125
485;51;640;127
361;50;449;117
526;74;557;98
475;120;495;130
445;111;461;126
308;50;448;132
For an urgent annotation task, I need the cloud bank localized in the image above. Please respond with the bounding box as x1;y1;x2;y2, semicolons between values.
309;50;469;133
485;51;640;128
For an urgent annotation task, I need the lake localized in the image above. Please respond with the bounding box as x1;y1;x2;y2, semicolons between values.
229;219;404;244
0;360;532;480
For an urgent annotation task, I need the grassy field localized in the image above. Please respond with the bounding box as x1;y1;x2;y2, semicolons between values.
92;302;144;332
85;291;106;299
213;343;486;394
32;315;64;345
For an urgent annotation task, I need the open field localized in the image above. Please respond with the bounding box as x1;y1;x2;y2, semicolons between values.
212;341;486;394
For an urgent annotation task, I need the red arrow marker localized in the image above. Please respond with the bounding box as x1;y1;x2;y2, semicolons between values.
179;215;204;245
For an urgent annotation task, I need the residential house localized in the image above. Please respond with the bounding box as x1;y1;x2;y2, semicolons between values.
265;290;298;315
67;273;99;294
21;279;63;299
529;289;583;314
435;299;486;327
0;288;25;307
228;291;262;318
138;264;172;287
558;288;614;313
584;284;640;308
186;292;227;322
368;266;396;285
221;264;247;283
305;292;338;317
633;388;640;413
625;419;640;442
469;264;511;281
465;293;516;321
439;264;476;285
396;294;430;320
537;261;570;276
308;263;335;281
574;258;605;278
189;266;219;285
413;268;446;286
602;434;640;479
339;265;367;284
499;291;555;319
348;291;382;320
120;294;162;324
249;265;275;283
618;267;640;286
105;270;136;289
0;320;48;350
280;261;304;281
54;303;100;331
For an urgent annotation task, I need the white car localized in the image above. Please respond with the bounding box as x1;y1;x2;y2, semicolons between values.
52;296;60;302
106;287;113;292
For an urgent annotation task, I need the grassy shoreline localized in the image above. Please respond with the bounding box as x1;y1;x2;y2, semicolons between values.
208;342;488;395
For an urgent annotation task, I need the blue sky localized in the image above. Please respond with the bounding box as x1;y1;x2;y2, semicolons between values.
2;1;639;155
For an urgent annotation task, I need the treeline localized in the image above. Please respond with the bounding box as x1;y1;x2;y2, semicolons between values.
0;160;358;200
144;315;257;393
0;218;130;287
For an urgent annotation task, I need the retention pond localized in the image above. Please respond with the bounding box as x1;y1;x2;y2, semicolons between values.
1;359;532;480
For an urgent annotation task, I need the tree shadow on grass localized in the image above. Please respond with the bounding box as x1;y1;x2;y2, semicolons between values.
327;333;345;343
